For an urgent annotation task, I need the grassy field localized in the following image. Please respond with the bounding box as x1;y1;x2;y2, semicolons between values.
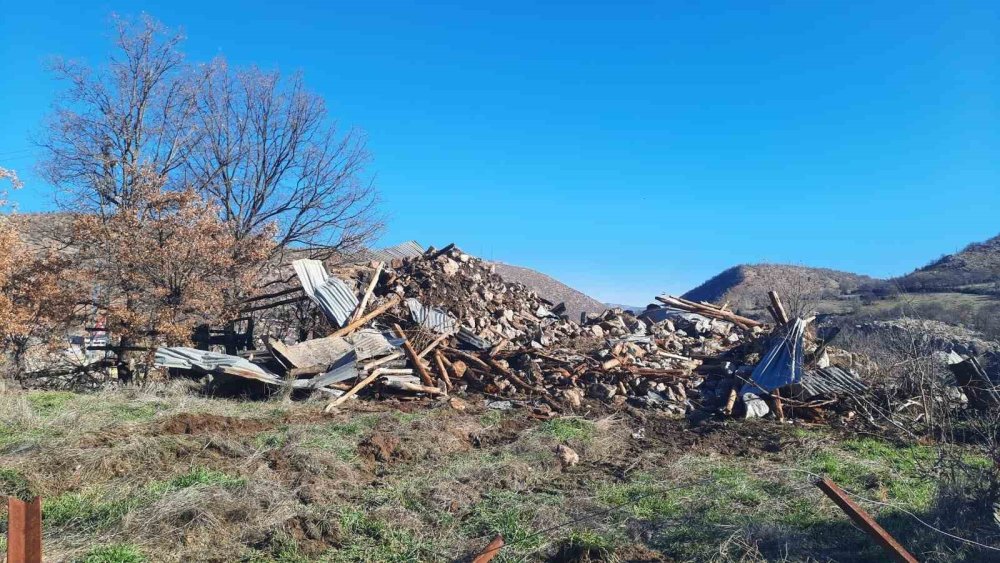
0;384;993;562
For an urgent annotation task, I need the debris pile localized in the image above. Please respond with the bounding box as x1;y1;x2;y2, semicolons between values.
153;243;873;421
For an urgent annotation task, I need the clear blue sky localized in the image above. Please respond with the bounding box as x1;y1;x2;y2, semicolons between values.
2;1;999;305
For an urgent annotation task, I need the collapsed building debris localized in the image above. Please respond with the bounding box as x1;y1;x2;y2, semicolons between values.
147;243;870;422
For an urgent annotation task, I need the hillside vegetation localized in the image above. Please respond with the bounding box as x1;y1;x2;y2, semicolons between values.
893;234;1000;295
682;264;876;317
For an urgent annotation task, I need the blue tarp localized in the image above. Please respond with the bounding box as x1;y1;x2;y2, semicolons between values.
741;318;806;396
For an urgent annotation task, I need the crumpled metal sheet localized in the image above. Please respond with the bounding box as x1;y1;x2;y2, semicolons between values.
307;351;360;389
741;319;806;396
293;259;359;326
154;347;282;385
405;298;458;334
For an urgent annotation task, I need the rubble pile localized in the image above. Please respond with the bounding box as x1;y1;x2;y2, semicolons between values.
153;244;875;420
381;244;582;347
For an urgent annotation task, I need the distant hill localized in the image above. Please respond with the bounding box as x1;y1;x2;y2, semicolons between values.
682;264;877;317
604;303;646;314
893;234;1000;296
490;262;607;320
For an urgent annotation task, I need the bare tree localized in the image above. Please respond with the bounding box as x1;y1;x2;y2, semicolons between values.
187;59;382;260
39;15;201;214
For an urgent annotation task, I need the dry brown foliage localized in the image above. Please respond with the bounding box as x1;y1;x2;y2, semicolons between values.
1;168;80;371
72;168;274;369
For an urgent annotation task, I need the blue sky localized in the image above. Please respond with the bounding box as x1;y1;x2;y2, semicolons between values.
2;1;999;305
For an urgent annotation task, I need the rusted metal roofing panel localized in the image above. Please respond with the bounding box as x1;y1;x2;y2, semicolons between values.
800;366;867;397
405;298;458;334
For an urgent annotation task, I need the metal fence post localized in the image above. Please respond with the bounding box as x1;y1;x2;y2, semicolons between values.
7;496;42;563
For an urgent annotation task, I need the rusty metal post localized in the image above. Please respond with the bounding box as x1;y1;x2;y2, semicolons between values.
7;496;42;563
815;477;918;563
471;535;504;563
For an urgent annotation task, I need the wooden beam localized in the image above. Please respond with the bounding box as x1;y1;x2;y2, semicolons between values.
325;368;385;411
433;350;452;390
767;291;790;325
393;324;436;387
329;294;402;338
815;477;918;563
348;261;384;324
417;332;452;359
7;496;42;563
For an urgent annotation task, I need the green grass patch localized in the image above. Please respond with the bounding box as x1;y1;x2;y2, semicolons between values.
329;508;442;562
0;423;55;451
44;491;141;530
80;543;146;563
463;490;560;559
108;402;166;422
806;438;937;511
26;391;78;416
556;529;619;562
539;417;595;442
597;474;683;520
254;428;289;449
149;466;246;494
0;467;34;500
300;416;379;460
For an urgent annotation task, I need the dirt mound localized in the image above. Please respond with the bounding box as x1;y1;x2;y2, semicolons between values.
154;413;273;435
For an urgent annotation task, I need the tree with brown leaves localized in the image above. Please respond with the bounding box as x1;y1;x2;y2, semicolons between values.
73;167;274;380
0;169;79;374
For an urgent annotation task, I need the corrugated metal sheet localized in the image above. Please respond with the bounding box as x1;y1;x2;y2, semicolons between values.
457;326;491;350
154;347;282;385
347;329;400;361
348;241;425;264
308;351;360;389
800;366;867;398
741;319;806;395
406;298;458;334
293;259;359;327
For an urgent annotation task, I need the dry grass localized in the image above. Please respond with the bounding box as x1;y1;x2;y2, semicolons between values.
0;384;994;562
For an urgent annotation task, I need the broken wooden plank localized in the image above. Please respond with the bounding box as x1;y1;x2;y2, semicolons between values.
329;294;402;338
434;350;453;390
325;368;386;411
382;379;446;395
348;261;384;324
767;291;790;325
417;332;452;359
393;323;437;387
